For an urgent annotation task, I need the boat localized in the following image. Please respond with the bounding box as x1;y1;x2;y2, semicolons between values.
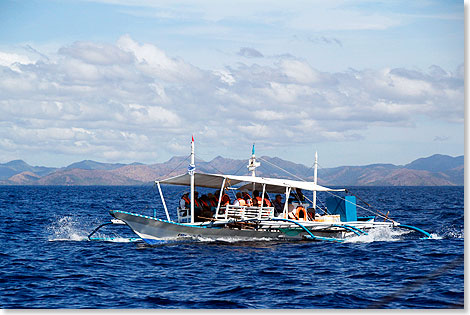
89;137;431;244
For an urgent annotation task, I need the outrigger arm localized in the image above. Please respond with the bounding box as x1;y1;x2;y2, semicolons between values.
270;218;345;243
395;224;431;239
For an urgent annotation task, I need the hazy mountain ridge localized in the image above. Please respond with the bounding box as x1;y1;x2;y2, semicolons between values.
0;160;56;180
0;154;463;186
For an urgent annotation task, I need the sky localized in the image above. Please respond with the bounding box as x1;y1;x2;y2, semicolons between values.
0;0;464;169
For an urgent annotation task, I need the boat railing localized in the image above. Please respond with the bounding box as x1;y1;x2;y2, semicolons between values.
177;205;275;223
216;205;274;221
177;207;191;223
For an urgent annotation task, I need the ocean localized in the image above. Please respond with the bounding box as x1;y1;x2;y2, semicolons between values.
0;185;464;309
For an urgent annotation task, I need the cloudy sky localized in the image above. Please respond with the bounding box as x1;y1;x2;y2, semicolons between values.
0;0;464;168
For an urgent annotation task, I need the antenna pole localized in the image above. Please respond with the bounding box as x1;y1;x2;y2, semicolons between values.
190;136;195;223
313;151;318;211
247;143;260;192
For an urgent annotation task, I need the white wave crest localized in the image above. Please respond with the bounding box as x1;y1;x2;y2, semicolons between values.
47;216;89;241
345;226;410;243
438;227;464;239
98;236;140;243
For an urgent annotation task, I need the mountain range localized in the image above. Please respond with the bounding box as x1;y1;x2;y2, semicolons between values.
0;154;463;186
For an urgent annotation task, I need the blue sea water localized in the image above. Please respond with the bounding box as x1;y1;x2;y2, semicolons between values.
0;185;464;309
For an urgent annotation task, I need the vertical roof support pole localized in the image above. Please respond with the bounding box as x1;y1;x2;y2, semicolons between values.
216;178;226;219
190;137;195;224
259;183;266;219
156;181;170;221
283;187;291;218
313;151;318;211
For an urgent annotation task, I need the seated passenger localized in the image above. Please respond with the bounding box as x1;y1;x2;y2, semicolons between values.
194;191;201;208
199;194;211;211
194;191;208;222
214;190;221;204
233;192;246;206
242;192;252;206
198;195;213;220
253;190;261;206
263;196;271;207
253;190;271;207
207;193;217;207
180;193;190;209
221;192;231;206
273;194;284;216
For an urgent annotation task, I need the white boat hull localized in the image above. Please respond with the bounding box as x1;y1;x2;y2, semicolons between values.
110;210;396;244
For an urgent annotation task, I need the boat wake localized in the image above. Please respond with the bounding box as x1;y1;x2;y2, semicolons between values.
435;226;464;239
47;216;89;241
47;216;138;243
91;236;141;243
345;227;418;243
344;226;452;243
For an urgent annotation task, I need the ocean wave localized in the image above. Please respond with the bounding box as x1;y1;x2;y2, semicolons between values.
345;226;411;243
46;216;89;241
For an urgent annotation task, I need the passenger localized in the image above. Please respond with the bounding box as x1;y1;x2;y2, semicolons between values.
242;192;252;206
199;194;213;220
263;196;271;207
207;193;217;207
180;193;190;209
194;191;201;208
199;194;211;211
273;194;284;216
206;193;218;215
221;190;231;206
214;190;221;204
253;190;271;207
193;191;203;222
233;192;246;206
253;190;262;206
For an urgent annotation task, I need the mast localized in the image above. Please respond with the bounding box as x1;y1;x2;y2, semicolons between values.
247;143;260;192
313;151;318;211
189;135;195;223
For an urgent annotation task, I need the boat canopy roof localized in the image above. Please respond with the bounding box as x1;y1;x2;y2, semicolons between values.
157;172;344;193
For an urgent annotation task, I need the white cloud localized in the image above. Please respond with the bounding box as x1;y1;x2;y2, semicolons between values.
117;34;204;82
279;59;321;84
59;41;134;65
0;51;34;70
0;36;463;164
237;47;264;58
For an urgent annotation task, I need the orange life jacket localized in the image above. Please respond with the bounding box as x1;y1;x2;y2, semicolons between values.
255;196;271;207
237;198;246;206
264;198;271;207
182;195;200;208
182;195;190;206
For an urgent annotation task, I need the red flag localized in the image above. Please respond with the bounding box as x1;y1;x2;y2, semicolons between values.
192;135;194;142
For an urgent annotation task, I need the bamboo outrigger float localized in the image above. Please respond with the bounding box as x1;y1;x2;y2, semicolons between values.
89;137;431;244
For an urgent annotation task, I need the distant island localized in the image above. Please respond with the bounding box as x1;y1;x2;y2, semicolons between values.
0;154;463;186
